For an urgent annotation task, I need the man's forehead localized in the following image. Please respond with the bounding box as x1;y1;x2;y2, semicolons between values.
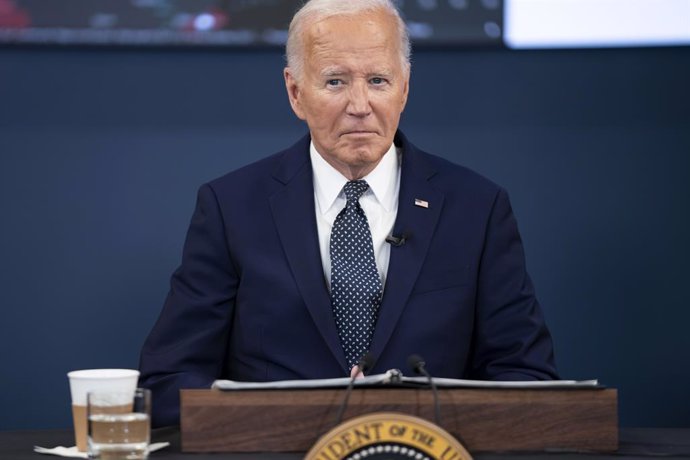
304;18;399;67
304;10;396;50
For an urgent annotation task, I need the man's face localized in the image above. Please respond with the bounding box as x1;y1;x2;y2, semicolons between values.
285;10;410;180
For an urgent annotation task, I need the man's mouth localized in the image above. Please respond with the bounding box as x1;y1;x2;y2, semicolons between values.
341;130;376;136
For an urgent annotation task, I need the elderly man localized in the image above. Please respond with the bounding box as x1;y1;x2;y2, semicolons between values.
140;0;558;427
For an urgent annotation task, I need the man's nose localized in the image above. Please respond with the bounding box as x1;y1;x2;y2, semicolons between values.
346;82;372;117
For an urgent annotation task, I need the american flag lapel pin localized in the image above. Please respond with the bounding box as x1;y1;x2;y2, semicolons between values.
414;198;429;208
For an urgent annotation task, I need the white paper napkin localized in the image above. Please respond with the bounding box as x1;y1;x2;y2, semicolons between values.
34;442;170;458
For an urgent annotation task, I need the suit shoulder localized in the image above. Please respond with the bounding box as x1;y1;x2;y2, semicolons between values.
418;150;503;196
206;151;281;192
203;136;309;197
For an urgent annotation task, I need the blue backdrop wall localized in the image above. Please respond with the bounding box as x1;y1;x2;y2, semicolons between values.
1;46;688;430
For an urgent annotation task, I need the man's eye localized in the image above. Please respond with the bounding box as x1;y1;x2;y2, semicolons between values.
371;77;386;85
326;79;342;87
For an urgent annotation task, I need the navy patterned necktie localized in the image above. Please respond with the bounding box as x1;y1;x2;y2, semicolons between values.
330;180;383;370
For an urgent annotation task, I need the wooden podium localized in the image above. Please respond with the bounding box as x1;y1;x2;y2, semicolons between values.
180;386;617;453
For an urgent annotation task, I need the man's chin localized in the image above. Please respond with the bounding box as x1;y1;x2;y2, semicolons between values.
317;143;386;179
338;137;387;156
340;147;387;167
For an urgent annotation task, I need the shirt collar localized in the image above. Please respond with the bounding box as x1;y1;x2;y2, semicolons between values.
310;141;399;215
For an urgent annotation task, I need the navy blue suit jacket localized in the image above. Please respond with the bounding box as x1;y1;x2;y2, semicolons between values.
139;131;558;427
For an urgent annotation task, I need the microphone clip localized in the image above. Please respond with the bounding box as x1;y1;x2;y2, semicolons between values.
385;233;407;247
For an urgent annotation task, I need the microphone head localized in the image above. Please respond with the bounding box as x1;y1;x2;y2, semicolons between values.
358;353;376;374
385;232;410;247
407;354;426;375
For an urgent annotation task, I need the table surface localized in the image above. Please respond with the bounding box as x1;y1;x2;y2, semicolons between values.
2;427;690;460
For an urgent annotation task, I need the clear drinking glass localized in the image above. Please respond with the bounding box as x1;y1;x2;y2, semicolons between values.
87;388;151;460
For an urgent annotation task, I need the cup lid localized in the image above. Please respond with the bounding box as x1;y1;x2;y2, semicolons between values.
67;369;140;405
68;369;139;380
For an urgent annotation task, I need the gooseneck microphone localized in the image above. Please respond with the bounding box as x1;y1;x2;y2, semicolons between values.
334;353;376;426
407;354;441;426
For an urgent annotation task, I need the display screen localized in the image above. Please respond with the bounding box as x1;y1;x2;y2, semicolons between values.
505;0;690;49
1;0;687;49
0;0;504;47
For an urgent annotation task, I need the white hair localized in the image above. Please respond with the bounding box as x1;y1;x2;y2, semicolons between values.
285;0;411;81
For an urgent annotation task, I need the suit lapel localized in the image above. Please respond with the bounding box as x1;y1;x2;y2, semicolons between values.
268;137;348;373
369;132;444;362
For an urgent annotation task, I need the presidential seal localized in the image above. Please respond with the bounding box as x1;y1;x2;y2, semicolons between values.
306;412;472;460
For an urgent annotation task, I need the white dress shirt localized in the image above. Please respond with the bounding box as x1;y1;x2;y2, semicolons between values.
310;142;401;291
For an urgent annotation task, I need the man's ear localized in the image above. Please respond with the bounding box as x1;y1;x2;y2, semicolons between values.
284;68;306;121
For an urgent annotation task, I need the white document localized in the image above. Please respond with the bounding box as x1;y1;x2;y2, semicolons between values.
212;369;599;391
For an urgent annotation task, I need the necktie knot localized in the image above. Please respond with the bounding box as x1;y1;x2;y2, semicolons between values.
343;180;369;205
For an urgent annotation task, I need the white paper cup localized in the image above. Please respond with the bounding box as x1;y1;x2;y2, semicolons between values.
67;369;139;451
